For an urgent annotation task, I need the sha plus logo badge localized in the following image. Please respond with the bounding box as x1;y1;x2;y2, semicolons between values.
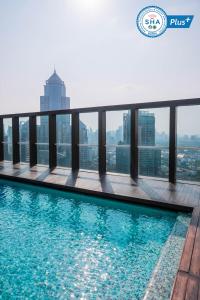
137;6;168;38
136;6;194;38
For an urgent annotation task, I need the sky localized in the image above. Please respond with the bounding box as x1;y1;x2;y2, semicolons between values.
0;0;199;134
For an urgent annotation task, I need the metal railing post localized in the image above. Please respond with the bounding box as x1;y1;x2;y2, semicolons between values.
131;108;138;180
0;118;3;161
72;112;79;171
49;114;57;170
98;110;106;175
169;105;177;183
29;116;37;167
12;116;20;164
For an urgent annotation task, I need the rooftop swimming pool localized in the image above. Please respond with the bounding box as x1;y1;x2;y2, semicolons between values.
0;179;190;299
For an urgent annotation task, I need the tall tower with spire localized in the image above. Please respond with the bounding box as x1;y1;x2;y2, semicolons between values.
40;70;70;112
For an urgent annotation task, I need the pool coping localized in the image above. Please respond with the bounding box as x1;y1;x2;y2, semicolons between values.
0;172;193;213
144;213;191;300
170;207;200;300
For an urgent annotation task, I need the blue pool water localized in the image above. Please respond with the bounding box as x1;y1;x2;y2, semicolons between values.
0;180;188;299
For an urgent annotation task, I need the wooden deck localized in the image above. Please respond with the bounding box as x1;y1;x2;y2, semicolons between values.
0;161;200;211
0;161;200;299
171;207;200;300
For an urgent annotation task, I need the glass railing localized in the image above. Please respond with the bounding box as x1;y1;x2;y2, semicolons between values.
2;142;13;161
79;144;98;171
56;143;71;168
36;142;49;166
106;144;130;174
176;147;200;182
19;142;29;163
0;98;199;183
138;146;169;178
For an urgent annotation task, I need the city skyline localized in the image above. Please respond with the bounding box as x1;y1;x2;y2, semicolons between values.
2;71;200;181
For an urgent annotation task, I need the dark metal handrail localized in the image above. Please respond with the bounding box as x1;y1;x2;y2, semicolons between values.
0;98;200;119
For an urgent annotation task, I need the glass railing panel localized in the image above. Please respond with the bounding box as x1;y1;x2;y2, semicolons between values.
79;112;98;171
106;145;130;174
3;118;12;161
177;147;200;182
36;116;49;166
138;108;169;178
138;146;169;178
79;144;98;171
177;105;200;182
56;114;71;168
19;117;29;163
106;110;130;174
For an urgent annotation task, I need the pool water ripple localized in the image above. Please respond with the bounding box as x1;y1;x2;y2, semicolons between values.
0;180;190;299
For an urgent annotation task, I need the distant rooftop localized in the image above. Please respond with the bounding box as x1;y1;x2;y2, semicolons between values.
46;70;64;85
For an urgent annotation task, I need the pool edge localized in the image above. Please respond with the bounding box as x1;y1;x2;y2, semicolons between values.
143;213;191;300
170;207;200;300
0;173;193;213
0;173;199;299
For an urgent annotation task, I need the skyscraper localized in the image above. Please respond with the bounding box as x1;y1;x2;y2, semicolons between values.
39;70;90;168
116;113;130;173
138;111;161;176
116;111;161;176
40;70;70;111
38;70;71;165
79;121;90;170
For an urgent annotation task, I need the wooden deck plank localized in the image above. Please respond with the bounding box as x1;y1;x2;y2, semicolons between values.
179;208;200;273
198;283;200;300
185;276;199;300
190;211;200;277
171;208;200;300
171;271;188;300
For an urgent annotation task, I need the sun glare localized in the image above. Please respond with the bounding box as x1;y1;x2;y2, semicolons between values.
74;0;105;14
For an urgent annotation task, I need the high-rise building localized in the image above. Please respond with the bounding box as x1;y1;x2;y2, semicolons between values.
138;111;161;176
123;113;130;144
38;70;71;166
79;121;90;170
39;70;91;168
138;111;155;146
116;111;161;176
116;113;130;173
40;70;70;112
